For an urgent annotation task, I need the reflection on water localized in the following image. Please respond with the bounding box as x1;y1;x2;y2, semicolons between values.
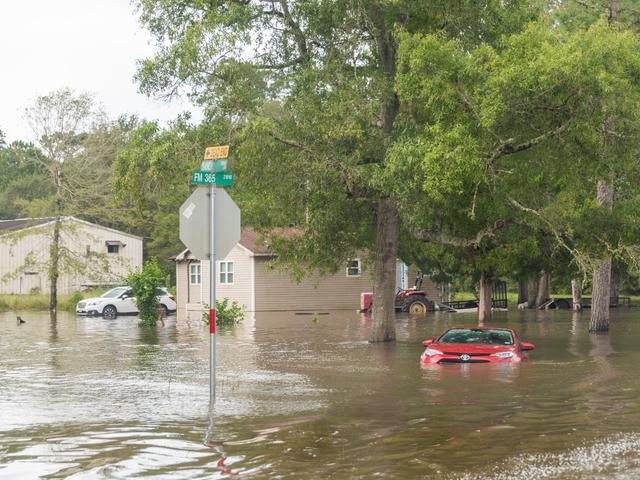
2;309;640;478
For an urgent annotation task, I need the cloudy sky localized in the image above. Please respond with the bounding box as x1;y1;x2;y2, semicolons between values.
0;0;200;142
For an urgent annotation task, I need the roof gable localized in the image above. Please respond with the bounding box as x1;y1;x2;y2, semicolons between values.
0;216;142;240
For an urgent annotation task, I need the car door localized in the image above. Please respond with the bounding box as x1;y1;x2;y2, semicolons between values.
117;289;138;313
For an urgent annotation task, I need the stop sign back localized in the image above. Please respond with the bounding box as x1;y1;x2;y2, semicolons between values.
179;188;241;260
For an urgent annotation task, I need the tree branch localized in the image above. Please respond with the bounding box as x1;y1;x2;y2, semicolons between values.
486;120;571;165
410;220;509;249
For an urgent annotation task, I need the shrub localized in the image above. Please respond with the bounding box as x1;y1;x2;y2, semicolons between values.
127;258;165;327
202;298;244;328
64;291;84;311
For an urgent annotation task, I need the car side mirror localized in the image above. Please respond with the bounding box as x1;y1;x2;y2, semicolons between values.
120;294;130;299
422;339;434;347
520;342;535;351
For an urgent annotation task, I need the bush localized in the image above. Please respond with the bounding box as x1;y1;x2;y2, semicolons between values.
63;291;84;311
127;258;165;327
202;298;244;328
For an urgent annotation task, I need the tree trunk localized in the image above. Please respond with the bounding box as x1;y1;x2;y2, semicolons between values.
590;258;612;332
526;276;538;306
610;266;620;306
535;270;550;308
49;165;63;317
608;0;619;25
369;197;399;342
571;278;582;311
517;278;527;304
368;6;400;342
590;179;614;332
478;271;493;323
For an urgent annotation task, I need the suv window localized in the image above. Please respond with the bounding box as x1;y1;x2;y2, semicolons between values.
101;287;127;298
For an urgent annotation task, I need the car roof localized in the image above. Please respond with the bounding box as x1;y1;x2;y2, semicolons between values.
446;326;513;331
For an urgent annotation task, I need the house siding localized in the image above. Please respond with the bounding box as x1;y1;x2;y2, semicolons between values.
0;218;142;294
176;260;189;313
177;245;252;312
254;258;374;311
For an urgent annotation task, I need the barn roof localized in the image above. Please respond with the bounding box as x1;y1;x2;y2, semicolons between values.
0;216;142;240
0;217;55;233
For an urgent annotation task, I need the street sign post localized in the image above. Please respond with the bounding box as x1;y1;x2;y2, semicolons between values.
191;171;235;186
180;147;239;409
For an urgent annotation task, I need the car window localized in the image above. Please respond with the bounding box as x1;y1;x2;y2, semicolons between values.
438;329;513;345
155;288;167;296
101;287;127;298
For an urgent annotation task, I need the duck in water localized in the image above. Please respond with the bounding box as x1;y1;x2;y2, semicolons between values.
16;316;26;325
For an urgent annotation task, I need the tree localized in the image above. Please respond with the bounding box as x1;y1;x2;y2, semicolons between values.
0;137;52;219
554;3;640;331
389;20;640;320
23;88;106;315
135;0;543;341
113;118;227;276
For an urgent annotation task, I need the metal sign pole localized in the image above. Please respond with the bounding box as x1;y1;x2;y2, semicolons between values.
209;184;217;407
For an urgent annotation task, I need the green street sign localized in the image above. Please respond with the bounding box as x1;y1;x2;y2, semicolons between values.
200;159;228;172
191;170;235;186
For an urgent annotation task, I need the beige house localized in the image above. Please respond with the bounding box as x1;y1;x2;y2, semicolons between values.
0;217;143;294
174;228;439;313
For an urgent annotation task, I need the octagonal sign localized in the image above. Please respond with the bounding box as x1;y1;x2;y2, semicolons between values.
179;188;241;260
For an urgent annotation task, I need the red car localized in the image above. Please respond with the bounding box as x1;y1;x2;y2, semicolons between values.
420;326;535;364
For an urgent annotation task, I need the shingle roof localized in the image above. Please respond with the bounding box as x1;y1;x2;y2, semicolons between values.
239;227;301;254
173;227;302;260
0;217;55;233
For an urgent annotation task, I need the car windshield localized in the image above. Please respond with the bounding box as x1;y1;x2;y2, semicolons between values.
100;287;128;298
438;328;514;345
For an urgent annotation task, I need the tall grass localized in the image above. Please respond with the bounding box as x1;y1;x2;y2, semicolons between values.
0;288;107;313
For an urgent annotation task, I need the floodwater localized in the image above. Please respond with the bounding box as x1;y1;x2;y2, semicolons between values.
2;309;640;479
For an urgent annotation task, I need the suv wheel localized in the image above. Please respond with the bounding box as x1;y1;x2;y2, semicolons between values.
102;305;117;318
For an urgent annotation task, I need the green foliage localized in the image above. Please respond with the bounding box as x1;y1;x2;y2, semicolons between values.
133;0;546;287
65;291;84;311
0;289;104;313
113;118;226;277
127;258;165;326
390;18;640;283
202;299;244;328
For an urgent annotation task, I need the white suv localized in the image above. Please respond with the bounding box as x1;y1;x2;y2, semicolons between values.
76;286;177;317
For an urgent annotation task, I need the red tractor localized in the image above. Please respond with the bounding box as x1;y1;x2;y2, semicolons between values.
360;273;432;315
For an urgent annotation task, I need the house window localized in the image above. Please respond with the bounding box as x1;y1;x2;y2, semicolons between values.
347;259;361;277
219;261;234;284
190;263;201;284
106;240;125;254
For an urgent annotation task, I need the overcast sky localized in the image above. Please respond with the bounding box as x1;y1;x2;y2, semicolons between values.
0;0;200;143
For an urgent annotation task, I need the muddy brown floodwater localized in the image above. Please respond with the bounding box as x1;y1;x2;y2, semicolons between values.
2;309;640;479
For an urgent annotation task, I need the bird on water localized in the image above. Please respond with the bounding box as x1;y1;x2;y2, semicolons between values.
16;316;26;325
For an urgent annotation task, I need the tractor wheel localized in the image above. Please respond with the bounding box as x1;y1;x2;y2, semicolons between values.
407;299;428;316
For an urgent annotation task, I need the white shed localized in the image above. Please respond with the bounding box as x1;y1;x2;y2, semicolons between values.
0;217;143;294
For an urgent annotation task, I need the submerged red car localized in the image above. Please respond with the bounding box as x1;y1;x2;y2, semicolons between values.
420;326;535;364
